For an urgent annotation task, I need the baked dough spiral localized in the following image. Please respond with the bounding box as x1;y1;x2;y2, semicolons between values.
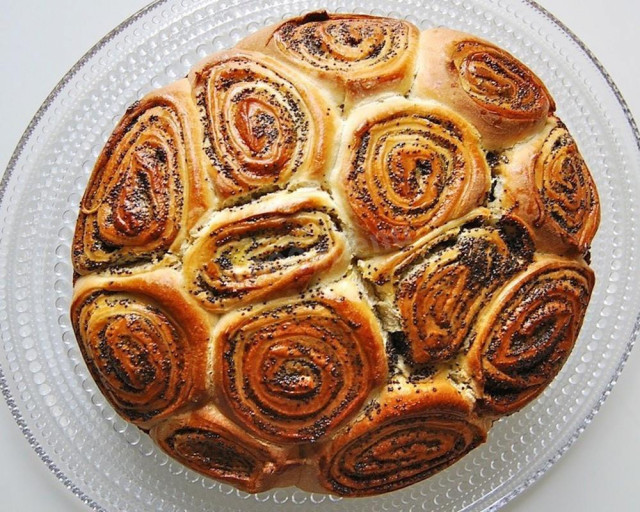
183;189;349;312
362;209;535;364
315;374;488;496
237;11;419;108
497;117;600;255
71;271;211;428
467;257;594;415
72;80;211;275
71;13;600;497
189;50;336;204
212;277;387;444
334;98;490;253
151;406;294;493
415;28;555;149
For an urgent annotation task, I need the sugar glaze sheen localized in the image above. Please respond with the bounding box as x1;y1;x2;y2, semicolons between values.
70;10;600;497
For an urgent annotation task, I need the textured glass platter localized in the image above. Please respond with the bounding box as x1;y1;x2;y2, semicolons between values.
1;0;640;511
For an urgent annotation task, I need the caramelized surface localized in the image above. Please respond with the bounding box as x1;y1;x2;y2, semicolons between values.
71;13;599;497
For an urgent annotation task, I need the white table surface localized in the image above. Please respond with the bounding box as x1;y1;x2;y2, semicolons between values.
1;1;639;510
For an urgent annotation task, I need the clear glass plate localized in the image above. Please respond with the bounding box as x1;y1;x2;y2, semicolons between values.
1;0;639;511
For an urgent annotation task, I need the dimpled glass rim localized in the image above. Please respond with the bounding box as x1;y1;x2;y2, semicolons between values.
0;0;638;511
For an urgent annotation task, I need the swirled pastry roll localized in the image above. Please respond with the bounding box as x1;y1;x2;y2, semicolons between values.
183;188;349;313
71;12;600;497
237;11;420;109
361;209;535;364
71;270;211;429
495;117;600;255
332;97;490;254
151;405;296;493
72;80;212;275
313;372;489;496
466;256;594;416
211;275;387;444
189;50;338;205
414;28;555;149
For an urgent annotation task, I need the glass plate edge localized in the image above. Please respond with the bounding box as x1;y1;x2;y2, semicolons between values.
0;1;638;511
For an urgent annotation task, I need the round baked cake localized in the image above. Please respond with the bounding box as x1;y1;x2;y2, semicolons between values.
71;11;600;497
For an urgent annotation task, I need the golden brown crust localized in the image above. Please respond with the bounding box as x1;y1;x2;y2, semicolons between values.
188;50;338;205
72;79;213;275
466;256;595;416
236;11;420;109
182;188;350;313
70;13;600;496
496;117;601;255
71;270;211;429
313;372;489;497
361;209;535;364
413;28;555;149
331;97;490;254
211;276;387;445
151;405;296;493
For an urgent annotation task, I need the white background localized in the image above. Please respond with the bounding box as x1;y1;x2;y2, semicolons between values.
1;1;639;510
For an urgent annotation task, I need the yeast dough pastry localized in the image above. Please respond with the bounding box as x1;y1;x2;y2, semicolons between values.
71;11;600;497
